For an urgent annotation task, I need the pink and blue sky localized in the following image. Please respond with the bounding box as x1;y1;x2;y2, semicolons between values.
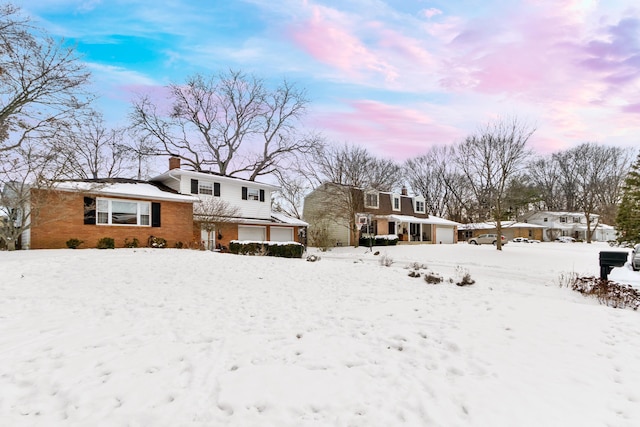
18;0;640;160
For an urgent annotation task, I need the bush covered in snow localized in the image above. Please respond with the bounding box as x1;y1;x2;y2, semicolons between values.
570;276;639;310
229;241;304;258
96;237;115;249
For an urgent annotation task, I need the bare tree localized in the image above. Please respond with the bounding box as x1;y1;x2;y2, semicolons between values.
130;70;317;179
0;4;91;153
273;167;311;219
455;117;535;250
554;143;632;243
405;145;458;218
194;197;240;250
0;141;62;250
53;111;131;179
527;156;563;210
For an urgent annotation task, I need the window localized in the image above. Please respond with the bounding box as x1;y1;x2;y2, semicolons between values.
96;198;151;226
242;186;265;202
560;217;567;223
392;196;400;211
199;182;213;195
365;192;379;208
248;188;260;201
414;199;425;213
543;217;548;222
573;217;580;223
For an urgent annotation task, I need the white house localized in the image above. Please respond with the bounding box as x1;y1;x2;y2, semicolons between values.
521;211;616;242
152;157;307;249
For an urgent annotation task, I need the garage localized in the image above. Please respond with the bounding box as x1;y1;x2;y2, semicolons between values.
270;226;294;242
238;225;266;241
435;226;455;244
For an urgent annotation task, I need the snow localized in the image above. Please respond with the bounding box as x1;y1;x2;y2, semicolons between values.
1;242;639;426
54;181;198;203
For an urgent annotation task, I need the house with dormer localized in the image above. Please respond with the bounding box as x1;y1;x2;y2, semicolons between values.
303;183;459;246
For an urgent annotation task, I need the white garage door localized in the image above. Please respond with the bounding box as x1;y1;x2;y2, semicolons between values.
435;226;454;244
238;226;266;241
270;226;294;242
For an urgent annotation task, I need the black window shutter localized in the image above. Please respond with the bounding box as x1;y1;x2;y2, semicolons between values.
242;186;248;200
190;179;199;194
151;202;161;227
214;182;220;197
259;189;265;202
84;197;96;225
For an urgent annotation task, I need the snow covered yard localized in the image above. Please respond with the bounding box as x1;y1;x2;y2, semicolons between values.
1;242;639;426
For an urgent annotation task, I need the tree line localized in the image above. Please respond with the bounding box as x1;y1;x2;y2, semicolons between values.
1;2;639;250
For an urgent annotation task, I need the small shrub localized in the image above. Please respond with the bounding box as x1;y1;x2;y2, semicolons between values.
124;237;139;248
96;237;115;249
406;262;428;270
424;272;443;284
65;238;83;249
379;254;394;267
175;241;184;249
229;241;304;258
555;271;579;288
148;236;167;248
454;266;475;286
306;254;321;262
570;276;639;310
408;270;421;278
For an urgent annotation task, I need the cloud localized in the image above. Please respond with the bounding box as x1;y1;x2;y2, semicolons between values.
421;8;442;19
288;5;398;82
310;100;462;160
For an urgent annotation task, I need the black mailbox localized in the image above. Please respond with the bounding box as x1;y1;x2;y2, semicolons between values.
599;251;628;280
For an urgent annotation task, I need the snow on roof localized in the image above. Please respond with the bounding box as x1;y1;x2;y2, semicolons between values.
384;214;461;226
153;169;281;191
271;212;308;226
54;181;198;203
458;221;547;230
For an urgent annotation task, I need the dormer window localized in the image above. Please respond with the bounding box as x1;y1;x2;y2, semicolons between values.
414;198;425;213
365;192;379;208
392;195;401;211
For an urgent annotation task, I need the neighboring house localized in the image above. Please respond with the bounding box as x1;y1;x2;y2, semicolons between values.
151;157;307;250
303;183;459;246
458;221;546;242
25;179;197;249
521;211;616;242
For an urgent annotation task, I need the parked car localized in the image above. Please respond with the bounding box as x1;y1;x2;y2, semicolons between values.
632;244;640;271
468;234;507;245
555;236;576;243
512;237;528;243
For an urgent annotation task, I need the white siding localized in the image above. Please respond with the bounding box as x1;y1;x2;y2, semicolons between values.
270;226;294;242
179;175;272;219
238;225;266;241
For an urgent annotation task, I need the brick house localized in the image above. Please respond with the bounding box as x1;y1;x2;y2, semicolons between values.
24;179;197;249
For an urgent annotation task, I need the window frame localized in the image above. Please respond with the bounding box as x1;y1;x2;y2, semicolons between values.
95;197;151;227
364;191;379;209
392;195;401;211
414;197;425;214
199;182;213;195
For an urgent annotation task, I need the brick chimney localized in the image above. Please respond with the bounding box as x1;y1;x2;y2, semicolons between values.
401;186;408;196
169;156;181;170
